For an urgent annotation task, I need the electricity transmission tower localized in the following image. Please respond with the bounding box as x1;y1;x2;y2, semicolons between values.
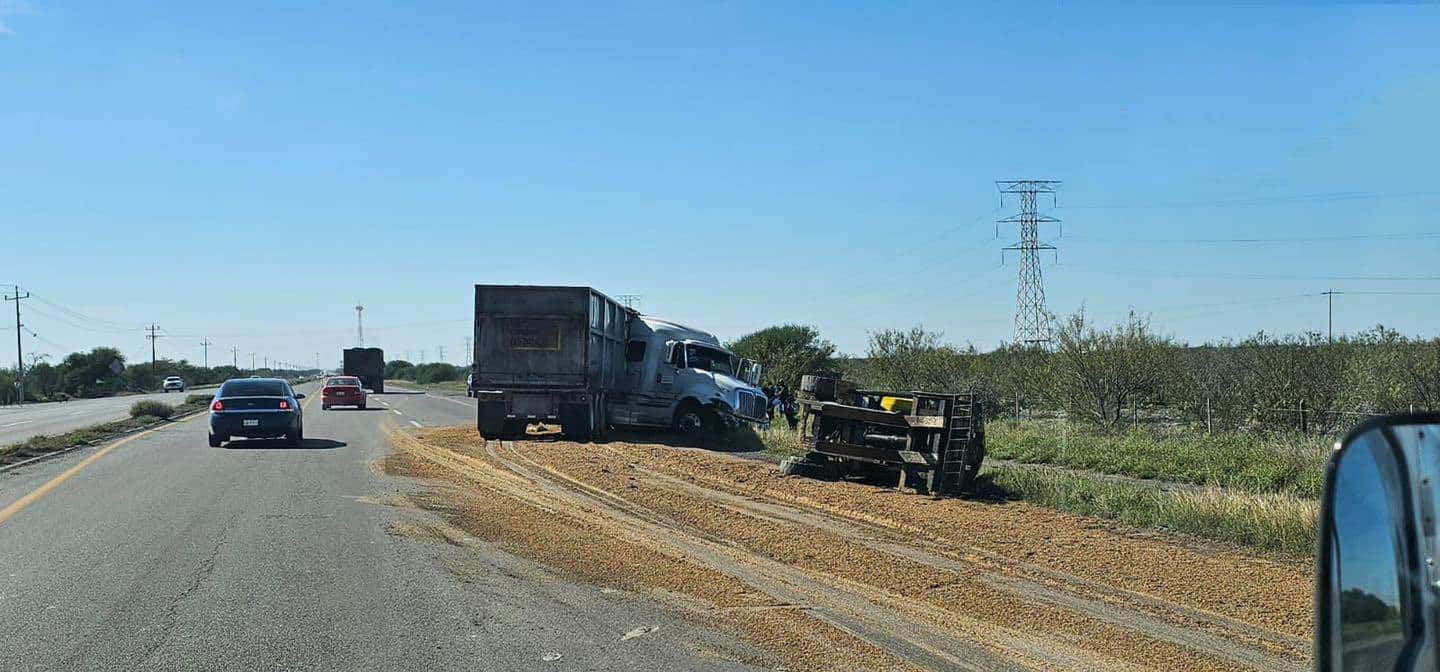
617;294;642;310
355;303;365;346
997;180;1061;346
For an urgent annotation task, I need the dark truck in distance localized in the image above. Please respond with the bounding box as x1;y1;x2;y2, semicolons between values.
342;347;385;393
471;285;767;441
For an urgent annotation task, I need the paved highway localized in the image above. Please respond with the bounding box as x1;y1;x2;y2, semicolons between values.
0;387;217;447
0;382;760;671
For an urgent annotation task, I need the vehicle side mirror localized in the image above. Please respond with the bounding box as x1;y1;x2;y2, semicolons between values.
295;393;306;399
1316;415;1440;671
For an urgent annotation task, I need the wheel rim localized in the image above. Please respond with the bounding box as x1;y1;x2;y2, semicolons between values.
677;411;703;434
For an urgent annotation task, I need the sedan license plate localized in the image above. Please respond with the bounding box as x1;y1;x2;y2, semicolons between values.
243;419;259;427
335;391;346;396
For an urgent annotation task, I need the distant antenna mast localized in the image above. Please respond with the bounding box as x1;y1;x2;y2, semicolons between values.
355;303;365;346
617;294;642;310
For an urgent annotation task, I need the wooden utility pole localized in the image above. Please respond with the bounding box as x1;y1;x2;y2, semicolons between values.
4;286;30;405
145;324;162;375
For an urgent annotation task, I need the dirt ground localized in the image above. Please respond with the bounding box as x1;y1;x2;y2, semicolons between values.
383;425;1314;672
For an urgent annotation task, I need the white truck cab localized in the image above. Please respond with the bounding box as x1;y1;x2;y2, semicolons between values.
610;316;767;433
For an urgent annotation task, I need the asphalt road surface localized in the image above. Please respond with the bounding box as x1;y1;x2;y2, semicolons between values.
0;386;217;447
0;382;761;671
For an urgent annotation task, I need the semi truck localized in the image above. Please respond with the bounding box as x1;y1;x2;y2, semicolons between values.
471;285;768;441
342;347;385;393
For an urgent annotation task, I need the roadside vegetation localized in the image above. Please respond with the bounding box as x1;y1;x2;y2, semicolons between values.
986;419;1330;498
0;346;315;404
1;394;213;465
129;400;175;419
382;360;462;384
983;465;1319;558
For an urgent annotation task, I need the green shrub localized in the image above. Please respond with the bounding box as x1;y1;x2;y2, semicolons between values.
129;400;174;419
185;394;213;406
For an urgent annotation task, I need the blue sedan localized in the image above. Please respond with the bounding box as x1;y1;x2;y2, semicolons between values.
208;378;305;447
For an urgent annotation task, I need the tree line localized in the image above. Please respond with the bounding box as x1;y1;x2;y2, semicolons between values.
728;314;1440;434
0;347;316;403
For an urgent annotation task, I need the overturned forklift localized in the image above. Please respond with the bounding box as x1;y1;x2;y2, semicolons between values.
780;375;986;495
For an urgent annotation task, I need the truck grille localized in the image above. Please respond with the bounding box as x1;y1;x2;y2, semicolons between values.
738;391;766;420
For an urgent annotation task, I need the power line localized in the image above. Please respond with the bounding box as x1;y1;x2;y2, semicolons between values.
1065;231;1440;246
1059;189;1440;211
200;338;213;368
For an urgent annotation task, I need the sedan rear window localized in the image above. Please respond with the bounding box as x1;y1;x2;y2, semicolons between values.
219;381;287;397
327;377;361;387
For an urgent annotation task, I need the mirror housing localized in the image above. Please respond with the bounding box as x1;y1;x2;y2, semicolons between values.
295;393;306;399
1317;413;1440;671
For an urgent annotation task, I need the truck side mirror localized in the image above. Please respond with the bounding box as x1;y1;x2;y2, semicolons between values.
1316;414;1440;671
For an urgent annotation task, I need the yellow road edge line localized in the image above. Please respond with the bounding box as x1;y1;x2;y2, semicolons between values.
0;413;203;526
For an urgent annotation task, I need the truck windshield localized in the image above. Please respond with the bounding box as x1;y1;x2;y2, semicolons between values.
685;344;736;376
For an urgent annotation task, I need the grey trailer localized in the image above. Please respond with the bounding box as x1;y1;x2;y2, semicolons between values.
471;285;627;440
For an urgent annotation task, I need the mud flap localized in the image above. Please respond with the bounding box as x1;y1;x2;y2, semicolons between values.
478;400;507;439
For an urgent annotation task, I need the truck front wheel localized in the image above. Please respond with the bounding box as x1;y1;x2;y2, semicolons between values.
672;403;707;436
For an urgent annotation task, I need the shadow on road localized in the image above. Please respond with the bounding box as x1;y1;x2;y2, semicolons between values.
372;390;424;396
321;407;386;412
221;438;347;450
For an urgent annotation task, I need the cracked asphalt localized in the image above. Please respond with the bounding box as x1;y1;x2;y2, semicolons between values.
0;383;763;671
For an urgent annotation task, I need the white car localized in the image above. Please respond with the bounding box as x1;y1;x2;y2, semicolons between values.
162;376;186;392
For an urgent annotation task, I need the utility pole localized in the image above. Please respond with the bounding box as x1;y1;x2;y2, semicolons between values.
4;286;30;405
1321;289;1339;343
231;346;239;369
437;345;445;363
145;324;162;375
200;338;213;368
355;303;365;347
250;352;256;371
997;180;1061;346
263;356;268;370
315;352;320;371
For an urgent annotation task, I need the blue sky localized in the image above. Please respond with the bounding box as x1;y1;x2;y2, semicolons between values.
2;1;1438;368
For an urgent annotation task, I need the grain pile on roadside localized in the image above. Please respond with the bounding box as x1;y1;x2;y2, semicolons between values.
387;425;1315;672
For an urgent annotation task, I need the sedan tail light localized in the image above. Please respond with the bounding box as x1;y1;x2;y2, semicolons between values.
278;400;290;410
211;400;224;411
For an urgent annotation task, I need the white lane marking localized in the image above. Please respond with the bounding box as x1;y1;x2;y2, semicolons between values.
436;395;474;408
69;411;87;416
376;400;389;406
392;409;403;415
408;420;422;428
1;420;32;428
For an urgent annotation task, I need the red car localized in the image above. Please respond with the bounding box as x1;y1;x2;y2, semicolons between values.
321;376;367;410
